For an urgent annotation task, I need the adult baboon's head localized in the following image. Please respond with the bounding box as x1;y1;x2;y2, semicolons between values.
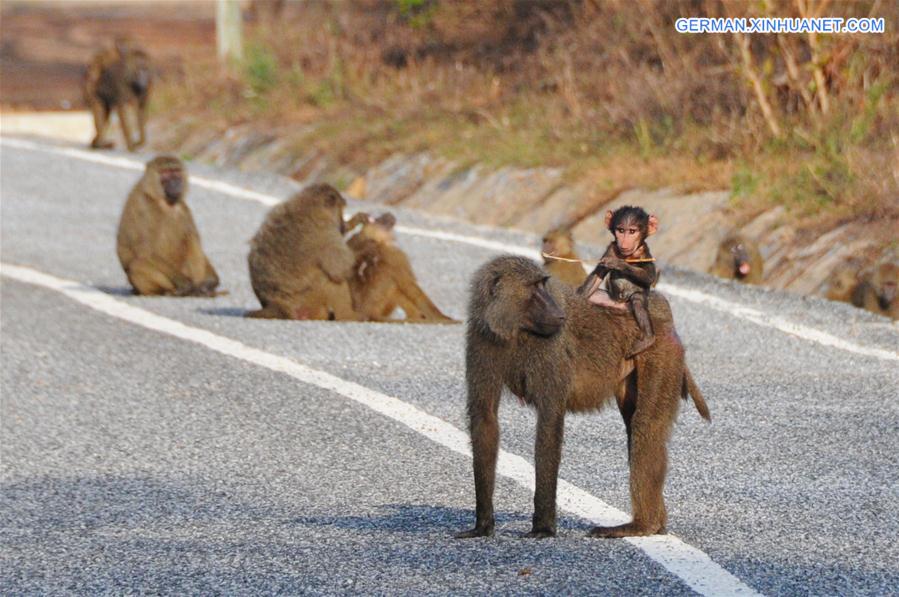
469;256;566;343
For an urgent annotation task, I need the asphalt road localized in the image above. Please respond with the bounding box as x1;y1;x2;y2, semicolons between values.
1;137;897;596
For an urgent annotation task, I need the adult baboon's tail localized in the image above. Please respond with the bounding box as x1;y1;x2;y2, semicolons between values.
682;367;711;421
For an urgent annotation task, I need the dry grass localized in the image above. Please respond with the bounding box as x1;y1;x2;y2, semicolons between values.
153;0;898;232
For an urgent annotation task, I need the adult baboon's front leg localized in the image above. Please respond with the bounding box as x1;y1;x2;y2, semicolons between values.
527;404;564;538
89;100;114;149
456;363;502;539
116;104;137;151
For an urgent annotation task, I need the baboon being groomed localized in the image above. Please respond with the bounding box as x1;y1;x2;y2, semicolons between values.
457;256;709;539
541;227;587;287
710;234;763;284
346;212;457;323
117;155;220;296
84;37;152;151
247;184;359;320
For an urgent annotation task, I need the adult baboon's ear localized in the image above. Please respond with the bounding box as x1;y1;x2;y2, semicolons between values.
482;276;517;342
647;214;659;236
604;210;614;230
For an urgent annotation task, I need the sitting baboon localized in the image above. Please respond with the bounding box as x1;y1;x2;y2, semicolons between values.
855;262;898;320
710;234;763;284
247;184;358;320
117;155;220;296
541;227;587;287
84;37;152;151
457;256;709;540
825;258;865;304
346;212;457;323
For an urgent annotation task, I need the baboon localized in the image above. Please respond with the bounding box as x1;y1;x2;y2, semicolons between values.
710;234;763;284
457;256;709;540
117;155;220;296
84;37;152;151
825;258;865;304
346;212;457;323
247;184;358;320
855;262;898;320
541;228;587;287
581;207;660;357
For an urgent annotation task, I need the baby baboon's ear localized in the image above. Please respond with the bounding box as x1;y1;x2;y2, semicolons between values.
604;210;614;230
647;214;659;236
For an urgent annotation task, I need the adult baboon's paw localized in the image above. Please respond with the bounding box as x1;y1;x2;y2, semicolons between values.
455;525;494;539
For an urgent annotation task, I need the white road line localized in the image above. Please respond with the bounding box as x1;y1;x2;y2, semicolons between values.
0;262;761;596
2;136;897;362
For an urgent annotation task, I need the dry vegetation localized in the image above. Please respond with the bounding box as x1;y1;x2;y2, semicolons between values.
154;0;898;235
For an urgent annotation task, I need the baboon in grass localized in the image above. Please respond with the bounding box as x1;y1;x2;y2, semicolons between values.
710;234;763;284
457;256;709;540
117;155;220;296
84;37;152;151
541;227;587;287
247;184;359;320
347;212;457;323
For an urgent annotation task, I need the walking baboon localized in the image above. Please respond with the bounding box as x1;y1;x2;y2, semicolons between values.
347;212;457;323
541;228;587;287
855;262;898;320
247;184;358;320
457;256;709;540
710;234;763;284
117;155;220;296
84;37;152;151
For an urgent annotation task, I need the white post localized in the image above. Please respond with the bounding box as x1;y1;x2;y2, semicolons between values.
216;0;243;64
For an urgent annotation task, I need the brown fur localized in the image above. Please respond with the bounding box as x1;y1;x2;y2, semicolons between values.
855;262;898;320
541;228;587;287
710;234;763;284
347;212;457;323
457;255;709;539
84;38;152;151
247;184;358;320
825;258;865;304
116;155;219;296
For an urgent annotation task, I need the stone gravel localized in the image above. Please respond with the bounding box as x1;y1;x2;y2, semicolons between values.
2;138;898;595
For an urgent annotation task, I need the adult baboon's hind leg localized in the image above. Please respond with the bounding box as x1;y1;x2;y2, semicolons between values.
589;355;679;538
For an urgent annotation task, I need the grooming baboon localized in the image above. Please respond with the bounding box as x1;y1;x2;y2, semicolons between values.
710;234;763;284
855;262;898;320
346;212;457;323
541;228;587;287
247;184;358;320
84;37;152;151
457;256;709;540
117;155;220;296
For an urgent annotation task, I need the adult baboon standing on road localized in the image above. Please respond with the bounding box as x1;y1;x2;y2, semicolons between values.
84;37;152;151
247;184;358;320
457;256;709;540
117;155;220;296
